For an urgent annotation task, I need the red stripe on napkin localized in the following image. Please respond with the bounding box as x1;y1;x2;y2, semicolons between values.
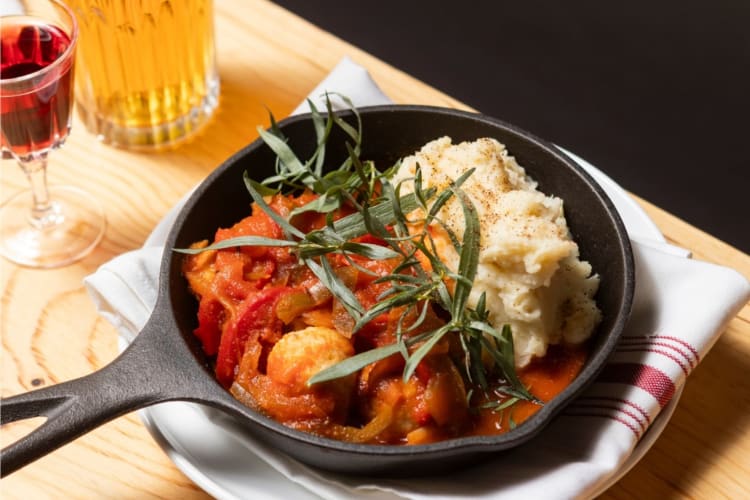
569;402;649;432
574;396;652;426
597;363;676;408
618;334;700;369
615;347;691;376
563;407;643;438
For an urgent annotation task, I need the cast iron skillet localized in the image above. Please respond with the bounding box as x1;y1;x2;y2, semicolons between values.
0;106;634;477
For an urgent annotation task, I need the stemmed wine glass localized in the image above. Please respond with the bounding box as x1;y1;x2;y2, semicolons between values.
0;0;105;268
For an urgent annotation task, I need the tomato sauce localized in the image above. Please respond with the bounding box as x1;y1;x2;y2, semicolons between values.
470;344;587;435
183;191;590;444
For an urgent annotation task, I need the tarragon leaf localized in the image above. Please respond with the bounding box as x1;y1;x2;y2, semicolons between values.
330;190;433;241
306;99;332;177
403;324;453;382
304;256;363;320
243;171;305;239
174;236;296;254
308;341;404;385
479;325;537;402
288;192;341;218
353;285;430;332
450;185;480;318
256;126;306;178
340;242;401;260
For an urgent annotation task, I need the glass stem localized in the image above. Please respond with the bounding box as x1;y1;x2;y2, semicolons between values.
19;153;59;229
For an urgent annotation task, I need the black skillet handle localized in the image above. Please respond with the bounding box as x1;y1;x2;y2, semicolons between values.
0;315;217;477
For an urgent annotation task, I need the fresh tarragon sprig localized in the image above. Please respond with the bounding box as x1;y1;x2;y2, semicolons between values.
176;95;538;406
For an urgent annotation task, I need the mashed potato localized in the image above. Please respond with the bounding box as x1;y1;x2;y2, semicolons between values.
391;137;601;367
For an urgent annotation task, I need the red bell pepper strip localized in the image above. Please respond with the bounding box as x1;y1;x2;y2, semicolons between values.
194;299;223;356
215;286;291;387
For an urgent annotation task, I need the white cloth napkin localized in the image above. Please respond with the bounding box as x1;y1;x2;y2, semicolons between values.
84;57;750;499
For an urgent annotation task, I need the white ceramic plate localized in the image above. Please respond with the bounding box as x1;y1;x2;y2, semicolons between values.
137;151;681;500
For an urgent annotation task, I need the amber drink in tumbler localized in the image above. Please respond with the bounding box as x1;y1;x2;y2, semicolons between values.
69;0;219;148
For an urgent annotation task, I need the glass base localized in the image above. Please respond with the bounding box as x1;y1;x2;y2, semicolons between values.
0;185;106;269
76;77;220;151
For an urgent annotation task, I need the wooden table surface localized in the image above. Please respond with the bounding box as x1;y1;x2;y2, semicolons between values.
2;0;748;497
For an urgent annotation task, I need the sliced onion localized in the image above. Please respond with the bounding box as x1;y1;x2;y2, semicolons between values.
307;280;332;305
276;290;316;324
331;300;355;337
328;406;393;443
230;381;262;411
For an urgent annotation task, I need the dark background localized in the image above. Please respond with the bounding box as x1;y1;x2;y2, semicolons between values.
273;0;749;253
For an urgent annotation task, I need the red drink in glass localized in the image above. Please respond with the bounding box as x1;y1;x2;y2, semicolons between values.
0;0;105;269
1;17;74;157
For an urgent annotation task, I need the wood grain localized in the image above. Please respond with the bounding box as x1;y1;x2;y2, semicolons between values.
2;0;748;497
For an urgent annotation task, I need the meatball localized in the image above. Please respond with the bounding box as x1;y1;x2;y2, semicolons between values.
266;326;355;395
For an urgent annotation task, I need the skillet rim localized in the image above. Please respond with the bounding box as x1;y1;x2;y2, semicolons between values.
162;104;635;458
